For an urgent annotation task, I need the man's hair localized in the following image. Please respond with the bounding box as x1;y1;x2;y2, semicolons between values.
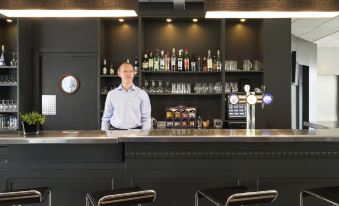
118;62;134;71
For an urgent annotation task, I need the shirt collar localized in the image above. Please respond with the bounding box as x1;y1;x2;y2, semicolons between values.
118;84;136;91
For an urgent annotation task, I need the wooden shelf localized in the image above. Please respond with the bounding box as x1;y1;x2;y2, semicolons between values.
225;70;263;73
0;84;17;87
142;71;222;74
0;66;17;69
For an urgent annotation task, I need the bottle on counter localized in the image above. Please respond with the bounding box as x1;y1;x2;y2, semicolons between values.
197;116;202;129
102;59;107;75
170;48;176;71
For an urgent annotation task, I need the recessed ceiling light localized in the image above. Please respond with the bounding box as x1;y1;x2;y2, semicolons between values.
192;18;198;22
205;11;339;18
118;18;124;22
166;18;172;23
6;19;13;23
0;10;137;17
240;18;246;22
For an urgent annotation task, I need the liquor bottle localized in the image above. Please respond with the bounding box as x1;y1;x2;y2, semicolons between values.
0;45;5;66
197;56;202;71
148;51;154;71
216;50;222;71
109;60;114;75
159;50;165;71
202;57;208;71
183;48;190;71
170;48;176;71
10;52;17;66
164;51;170;71
142;51;149;71
134;57;139;75
102;59;107;75
190;53;197;71
177;49;183;71
126;58;130;63
207;50;213;71
154;49;160;71
213;55;217;71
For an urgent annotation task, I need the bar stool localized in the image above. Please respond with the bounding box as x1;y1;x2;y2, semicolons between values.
195;186;278;206
86;186;156;206
300;186;339;206
0;187;51;206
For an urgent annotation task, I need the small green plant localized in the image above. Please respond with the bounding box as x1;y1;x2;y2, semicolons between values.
20;112;45;125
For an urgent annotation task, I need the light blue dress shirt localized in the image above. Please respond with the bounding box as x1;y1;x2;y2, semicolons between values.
101;84;151;130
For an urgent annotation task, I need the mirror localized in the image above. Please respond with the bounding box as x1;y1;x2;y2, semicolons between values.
58;73;80;95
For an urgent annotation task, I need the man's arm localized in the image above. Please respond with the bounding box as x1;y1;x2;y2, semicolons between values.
140;92;152;129
101;92;114;130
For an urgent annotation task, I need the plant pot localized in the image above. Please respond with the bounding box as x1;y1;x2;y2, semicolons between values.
22;122;39;135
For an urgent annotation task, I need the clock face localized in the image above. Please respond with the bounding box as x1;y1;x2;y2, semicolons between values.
247;94;257;105
229;94;239;105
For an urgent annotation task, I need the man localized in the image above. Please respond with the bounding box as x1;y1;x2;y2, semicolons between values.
101;62;151;130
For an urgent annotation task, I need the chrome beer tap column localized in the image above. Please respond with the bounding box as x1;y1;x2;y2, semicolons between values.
228;85;273;129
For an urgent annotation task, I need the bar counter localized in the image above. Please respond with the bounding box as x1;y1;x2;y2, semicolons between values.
2;129;339;206
0;129;339;144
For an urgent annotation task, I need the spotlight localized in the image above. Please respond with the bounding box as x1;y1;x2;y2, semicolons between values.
166;18;172;23
192;18;198;22
240;18;246;22
6;19;13;23
118;18;124;22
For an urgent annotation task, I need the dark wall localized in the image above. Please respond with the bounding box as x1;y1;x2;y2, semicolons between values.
264;19;292;129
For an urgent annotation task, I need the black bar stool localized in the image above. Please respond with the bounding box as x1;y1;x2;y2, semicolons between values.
86;186;156;206
0;187;51;206
195;186;278;206
300;186;339;206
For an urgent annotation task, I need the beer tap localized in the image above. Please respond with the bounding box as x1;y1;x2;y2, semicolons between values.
228;84;273;129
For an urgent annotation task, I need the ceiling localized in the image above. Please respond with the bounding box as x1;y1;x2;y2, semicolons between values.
292;16;339;47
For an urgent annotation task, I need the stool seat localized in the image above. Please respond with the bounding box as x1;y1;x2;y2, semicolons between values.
86;186;156;206
195;186;278;206
301;186;339;206
0;187;50;206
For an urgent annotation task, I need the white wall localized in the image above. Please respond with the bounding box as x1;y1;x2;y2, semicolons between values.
291;35;318;127
318;47;339;75
316;75;337;121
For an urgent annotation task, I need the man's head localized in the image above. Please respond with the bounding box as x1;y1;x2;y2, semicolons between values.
118;62;134;84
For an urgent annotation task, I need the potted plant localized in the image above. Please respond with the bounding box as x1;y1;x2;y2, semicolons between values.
20;112;45;135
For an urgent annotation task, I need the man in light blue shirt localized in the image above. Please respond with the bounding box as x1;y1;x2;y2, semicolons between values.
101;63;151;130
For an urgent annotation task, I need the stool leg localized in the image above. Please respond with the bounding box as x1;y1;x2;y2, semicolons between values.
300;192;304;206
195;193;199;206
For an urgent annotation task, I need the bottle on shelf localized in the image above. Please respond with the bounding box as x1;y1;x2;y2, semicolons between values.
170;48;177;71
126;58;130;63
191;54;197;71
102;59;107;75
148;51;154;71
183;48;190;71
202;57;208;71
154;49;160;71
134;57;139;75
142;51;149;71
213;55;217;71
109;60;115;75
164;51;170;71
0;45;5;66
10;52;17;66
216;50;222;71
177;49;183;71
197;56;202;72
197;116;202;129
159;50;165;71
207;49;213;71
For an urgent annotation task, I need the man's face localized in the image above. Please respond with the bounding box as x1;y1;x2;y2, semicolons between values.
118;64;134;84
